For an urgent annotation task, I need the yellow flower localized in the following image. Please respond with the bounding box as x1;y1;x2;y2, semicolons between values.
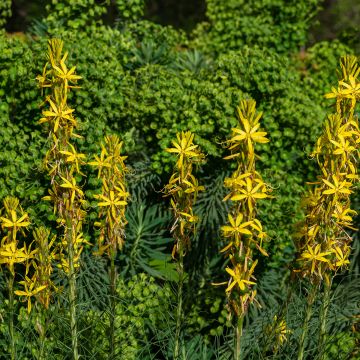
52;51;82;90
270;315;292;349
166;131;204;172
230;114;269;155
15;276;47;313
36;63;51;88
60;176;84;204
183;175;205;200
59;143;86;174
95;190;127;220
332;204;357;229
40;97;76;133
231;177;268;213
0;211;30;240
332;246;350;268
300;244;331;274
331;137;355;165
222;213;253;238
322;175;352;197
225;261;257;292
0;242;29;275
226;102;269;161
88;151;112;178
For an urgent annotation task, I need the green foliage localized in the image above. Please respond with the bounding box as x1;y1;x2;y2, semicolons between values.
44;0;108;31
129;39;173;68
0;35;46;207
192;0;321;55
186;287;229;341
173;49;209;74
115;0;145;22
0;0;11;29
324;332;356;360
113;273;172;359
121;201;177;281
300;40;354;105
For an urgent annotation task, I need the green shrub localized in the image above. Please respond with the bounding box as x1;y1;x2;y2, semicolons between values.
192;0;321;55
0;0;11;29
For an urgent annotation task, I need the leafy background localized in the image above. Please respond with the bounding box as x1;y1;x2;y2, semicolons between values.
0;0;359;358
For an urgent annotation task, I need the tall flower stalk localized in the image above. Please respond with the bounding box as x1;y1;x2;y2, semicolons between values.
0;197;32;360
37;39;85;360
164;131;205;360
218;100;271;360
89;135;129;359
295;55;360;360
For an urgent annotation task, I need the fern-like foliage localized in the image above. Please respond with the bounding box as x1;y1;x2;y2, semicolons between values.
121;201;177;280
173;50;209;73
128;39;172;69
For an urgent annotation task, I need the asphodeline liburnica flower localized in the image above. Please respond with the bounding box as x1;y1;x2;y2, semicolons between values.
220;99;271;315
163;131;205;258
295;55;360;284
294;56;360;360
163;131;205;360
37;39;86;273
36;38;85;360
27;227;58;311
217;100;272;358
0;196;35;358
0;197;32;276
89;134;129;357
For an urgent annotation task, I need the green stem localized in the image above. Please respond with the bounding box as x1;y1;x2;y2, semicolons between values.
319;281;332;360
174;250;184;360
37;310;47;360
8;273;16;360
297;284;318;360
67;218;79;360
109;248;117;359
235;314;244;360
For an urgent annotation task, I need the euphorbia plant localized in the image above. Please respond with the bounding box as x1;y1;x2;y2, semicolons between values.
295;55;360;360
164;131;205;360
37;38;85;360
217;100;271;360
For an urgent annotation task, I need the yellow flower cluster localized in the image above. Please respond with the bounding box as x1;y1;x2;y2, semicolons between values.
266;315;292;352
0;197;52;313
164;131;205;258
90;135;129;256
296;56;360;283
12;226;58;314
221;99;271;316
0;197;31;275
37;39;86;273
